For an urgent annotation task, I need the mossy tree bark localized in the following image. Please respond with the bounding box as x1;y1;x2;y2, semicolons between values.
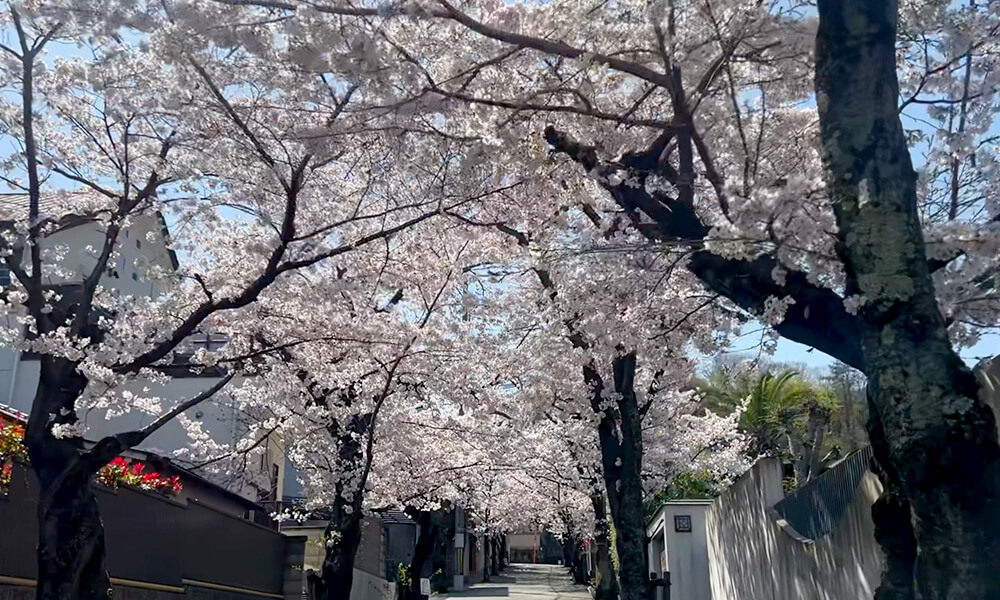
815;2;1000;597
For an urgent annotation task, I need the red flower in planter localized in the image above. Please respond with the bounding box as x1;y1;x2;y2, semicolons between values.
0;422;182;497
97;457;183;496
0;422;28;493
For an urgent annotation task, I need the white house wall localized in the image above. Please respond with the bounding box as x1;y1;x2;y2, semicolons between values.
0;215;282;500
30;213;176;297
661;505;711;600
0;346;33;411
1;360;238;454
80;375;242;453
705;459;882;600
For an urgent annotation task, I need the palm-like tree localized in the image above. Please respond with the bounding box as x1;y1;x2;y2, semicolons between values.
698;363;838;487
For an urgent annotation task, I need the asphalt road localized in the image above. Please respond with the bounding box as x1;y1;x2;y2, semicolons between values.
439;563;592;599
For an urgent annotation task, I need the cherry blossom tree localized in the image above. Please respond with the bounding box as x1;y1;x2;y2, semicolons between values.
197;210;547;599
0;3;516;598
210;0;1000;596
7;0;997;598
436;214;749;600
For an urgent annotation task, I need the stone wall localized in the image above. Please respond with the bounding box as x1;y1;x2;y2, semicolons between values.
349;571;395;600
355;516;387;578
278;517;394;600
706;456;884;600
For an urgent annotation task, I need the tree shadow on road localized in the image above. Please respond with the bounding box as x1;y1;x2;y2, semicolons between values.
442;587;510;597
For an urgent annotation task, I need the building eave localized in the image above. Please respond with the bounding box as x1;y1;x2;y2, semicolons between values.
645;499;715;533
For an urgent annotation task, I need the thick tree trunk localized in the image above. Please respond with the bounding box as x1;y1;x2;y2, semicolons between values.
490;536;500;576
483;533;491;582
868;391;917;600
587;353;648;600
321;412;372;600
26;359;111;600
404;509;441;600
870;483;918;600
321;507;363;600
35;468;111;600
408;532;429;598
591;492;619;600
816;2;1000;597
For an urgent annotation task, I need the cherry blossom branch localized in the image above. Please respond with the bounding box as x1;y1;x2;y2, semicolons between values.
949;46;975;221
83;373;235;468
418;0;744;222
114;61;529;375
184;422;284;475
545;125;867;370
48;166;119;199
187;56;280;171
435;0;674;89
220;335;400;365
358;344;411;493
73;136;176;338
11;8;59;324
426;87;675;131
211;0;451;19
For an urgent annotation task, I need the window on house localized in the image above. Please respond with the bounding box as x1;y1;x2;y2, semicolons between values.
0;265;10;288
190;332;229;353
456;547;465;575
136;239;141;249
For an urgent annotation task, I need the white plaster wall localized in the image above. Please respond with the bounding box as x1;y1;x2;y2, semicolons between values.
0;213;178;415
78;375;241;451
0;347;16;396
23;214;176;297
1;365;241;456
706;459;882;600
0;345;38;412
646;503;711;600
661;505;711;600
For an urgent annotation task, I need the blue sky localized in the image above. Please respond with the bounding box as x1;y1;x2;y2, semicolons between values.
770;330;1000;371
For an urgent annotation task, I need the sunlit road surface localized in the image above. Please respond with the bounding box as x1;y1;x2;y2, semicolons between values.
438;563;592;599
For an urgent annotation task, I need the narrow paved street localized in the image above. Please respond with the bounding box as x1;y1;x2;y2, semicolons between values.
440;563;591;599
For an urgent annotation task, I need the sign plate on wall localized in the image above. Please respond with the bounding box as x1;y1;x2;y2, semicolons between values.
420;579;431;595
674;515;692;533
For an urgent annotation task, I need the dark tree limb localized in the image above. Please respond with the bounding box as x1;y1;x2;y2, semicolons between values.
543;125;866;370
84;374;235;469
